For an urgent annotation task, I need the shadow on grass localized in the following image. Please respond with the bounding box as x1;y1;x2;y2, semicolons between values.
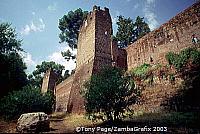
91;112;200;133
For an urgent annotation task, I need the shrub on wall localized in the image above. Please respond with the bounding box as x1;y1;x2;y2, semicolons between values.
131;63;151;79
165;47;200;71
0;85;55;120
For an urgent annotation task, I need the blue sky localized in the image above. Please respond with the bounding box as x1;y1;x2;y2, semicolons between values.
0;0;196;74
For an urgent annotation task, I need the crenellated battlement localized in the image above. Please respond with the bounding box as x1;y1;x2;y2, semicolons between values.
79;6;111;35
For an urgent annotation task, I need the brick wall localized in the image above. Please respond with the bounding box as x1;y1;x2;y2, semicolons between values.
41;69;57;93
67;6;113;113
111;40;127;69
55;75;74;112
50;2;200;114
126;2;200;70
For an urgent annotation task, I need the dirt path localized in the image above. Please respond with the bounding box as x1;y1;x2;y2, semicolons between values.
48;119;74;133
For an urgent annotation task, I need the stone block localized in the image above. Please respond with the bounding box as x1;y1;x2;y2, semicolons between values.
16;112;50;133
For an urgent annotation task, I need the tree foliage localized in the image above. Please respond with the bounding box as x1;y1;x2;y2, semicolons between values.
58;8;88;49
0;85;55;119
115;16;150;48
0;23;23;54
115;16;135;48
0;23;27;97
61;49;76;61
58;8;87;60
82;67;140;122
134;16;150;40
28;61;69;88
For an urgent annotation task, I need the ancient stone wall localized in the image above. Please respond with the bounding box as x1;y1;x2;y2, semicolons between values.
41;69;57;93
111;40;127;69
76;10;96;69
55;75;74;112
126;2;200;70
93;7;113;72
67;6;113;113
48;2;200;114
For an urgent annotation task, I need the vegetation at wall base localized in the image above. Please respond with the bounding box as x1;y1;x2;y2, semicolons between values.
0;85;55;120
165;47;200;112
82;67;140;122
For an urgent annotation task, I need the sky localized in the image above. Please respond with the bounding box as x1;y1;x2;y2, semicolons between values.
0;0;196;74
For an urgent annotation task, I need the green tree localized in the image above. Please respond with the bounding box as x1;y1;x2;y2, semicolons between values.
28;61;68;88
0;23;27;97
0;23;23;54
116;15;135;48
115;16;150;48
61;49;76;61
0;85;55;119
58;8;88;60
134;16;150;40
82;67;140;122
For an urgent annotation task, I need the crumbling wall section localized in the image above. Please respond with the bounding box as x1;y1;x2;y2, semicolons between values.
126;2;200;70
41;69;57;93
55;75;74;112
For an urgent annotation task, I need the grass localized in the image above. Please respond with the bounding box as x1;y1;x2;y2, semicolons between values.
63;114;102;129
128;112;200;127
94;112;200;133
49;112;68;119
1;112;199;133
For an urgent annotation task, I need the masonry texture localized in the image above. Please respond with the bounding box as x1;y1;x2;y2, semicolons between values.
42;2;200;113
41;69;57;93
126;2;200;70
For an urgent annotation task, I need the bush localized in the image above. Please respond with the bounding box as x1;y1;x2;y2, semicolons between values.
165;48;200;70
131;63;151;79
82;67;139;122
0;85;55;119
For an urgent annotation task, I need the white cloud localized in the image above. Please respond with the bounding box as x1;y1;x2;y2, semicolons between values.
47;3;57;11
48;46;76;73
143;0;159;30
20;52;37;73
32;12;35;15
111;10;120;24
112;17;117;24
23;53;36;67
21;25;31;35
20;18;45;35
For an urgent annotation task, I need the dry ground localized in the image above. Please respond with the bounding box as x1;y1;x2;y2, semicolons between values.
0;112;199;133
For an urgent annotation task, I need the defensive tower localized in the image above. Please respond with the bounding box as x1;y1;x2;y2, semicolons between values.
67;6;113;113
